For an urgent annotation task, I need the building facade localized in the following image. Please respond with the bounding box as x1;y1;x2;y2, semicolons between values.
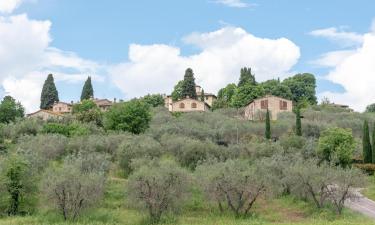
52;102;73;114
244;95;293;120
171;97;210;112
27;109;63;120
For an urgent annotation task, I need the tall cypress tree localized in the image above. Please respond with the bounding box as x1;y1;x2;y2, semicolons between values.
80;76;94;101
40;74;59;109
372;123;375;163
181;68;197;99
265;109;271;140
295;107;302;136
363;120;372;163
238;67;256;87
200;89;205;102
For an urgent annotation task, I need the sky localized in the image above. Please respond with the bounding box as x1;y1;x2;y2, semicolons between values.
0;0;375;112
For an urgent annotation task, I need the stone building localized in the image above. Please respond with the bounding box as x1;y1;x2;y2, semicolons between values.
27;109;63;120
244;95;293;120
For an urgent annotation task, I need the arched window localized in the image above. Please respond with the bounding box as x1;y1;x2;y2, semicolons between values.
191;102;197;108
179;103;185;108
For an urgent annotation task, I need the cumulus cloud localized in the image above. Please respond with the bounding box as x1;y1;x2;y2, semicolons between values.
316;28;375;111
109;27;300;98
213;0;254;8
0;0;23;13
0;14;101;112
310;27;364;47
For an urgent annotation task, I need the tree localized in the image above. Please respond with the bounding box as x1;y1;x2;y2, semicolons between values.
80;76;94;101
282;73;317;106
200;89;205;102
366;103;375;113
0;154;37;215
265;109;271;139
260;79;292;100
317;127;355;167
42;154;107;221
0;96;25;124
104;99;151;134
141;94;164;107
171;80;184;101
72;99;102;126
363;120;373;163
181;68;197;99
372;123;375;163
213;83;237;109
295;107;302;136
230;83;265;108
127;159;191;223
238;67;256;87
40;74;59;109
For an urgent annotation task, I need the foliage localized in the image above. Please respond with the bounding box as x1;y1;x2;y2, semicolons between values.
171;80;184;101
80;76;94;101
104;99;151;134
372;122;375;163
72;99;103;126
260;79;292;100
317;127;355;167
238;67;256;87
196;159;268;217
230;83;265;108
41;154;107;221
265;109;271;139
42;122;99;137
40;74;59;110
366;103;375;113
295;107;302;136
0;96;25;124
181;68;197;99
283;73;317;106
213;83;237;110
363;120;372;163
117;135;162;176
127;159;191;223
0;154;37;216
141;94;165;107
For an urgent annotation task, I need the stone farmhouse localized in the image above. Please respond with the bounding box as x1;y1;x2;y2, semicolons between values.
244;95;293;120
52;98;114;114
164;85;217;112
27;109;63;120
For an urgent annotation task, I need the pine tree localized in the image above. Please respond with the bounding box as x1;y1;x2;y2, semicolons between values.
363;120;372;163
181;68;197;99
295;107;302;136
238;67;256;87
40;74;59;109
265;109;271;140
200;89;205;102
80;76;94;101
372;123;375;163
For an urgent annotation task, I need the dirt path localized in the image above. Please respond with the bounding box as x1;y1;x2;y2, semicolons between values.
346;191;375;219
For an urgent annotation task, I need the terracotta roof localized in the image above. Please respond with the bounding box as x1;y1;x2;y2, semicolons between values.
246;95;292;106
27;109;63;117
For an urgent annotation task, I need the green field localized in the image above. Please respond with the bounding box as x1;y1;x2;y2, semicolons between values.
1;178;374;225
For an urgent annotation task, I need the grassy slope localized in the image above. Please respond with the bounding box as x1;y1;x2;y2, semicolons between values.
1;178;375;225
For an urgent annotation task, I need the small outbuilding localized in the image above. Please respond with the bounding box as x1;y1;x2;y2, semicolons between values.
27;109;63;121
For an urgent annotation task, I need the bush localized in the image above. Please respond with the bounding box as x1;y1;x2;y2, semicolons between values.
41;154;107;221
72;99;103;126
117;135;163;176
42;122;102;137
127;159;191;223
0;154;37;216
317;127;356;167
196;159;269;217
104;99;151;134
353;163;375;175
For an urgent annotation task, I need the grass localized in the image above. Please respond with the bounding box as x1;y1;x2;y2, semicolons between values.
1;177;375;225
363;175;375;201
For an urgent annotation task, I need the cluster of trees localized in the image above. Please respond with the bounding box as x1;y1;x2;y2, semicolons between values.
212;68;317;109
362;120;375;164
171;68;199;101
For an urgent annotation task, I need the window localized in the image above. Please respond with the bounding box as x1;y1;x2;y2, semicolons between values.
260;100;268;109
279;100;287;110
179;103;185;109
191;103;197;108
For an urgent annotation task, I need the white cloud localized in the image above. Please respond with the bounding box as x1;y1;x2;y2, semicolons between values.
310;27;364;47
109;27;300;98
0;14;102;112
316;31;375;111
0;0;23;13
311;50;355;67
213;0;254;8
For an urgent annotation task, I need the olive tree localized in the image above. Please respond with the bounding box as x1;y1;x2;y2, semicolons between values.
195;160;268;217
127;159;191;223
42;153;108;221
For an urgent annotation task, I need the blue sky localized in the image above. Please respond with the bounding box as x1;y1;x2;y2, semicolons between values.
1;0;375;111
